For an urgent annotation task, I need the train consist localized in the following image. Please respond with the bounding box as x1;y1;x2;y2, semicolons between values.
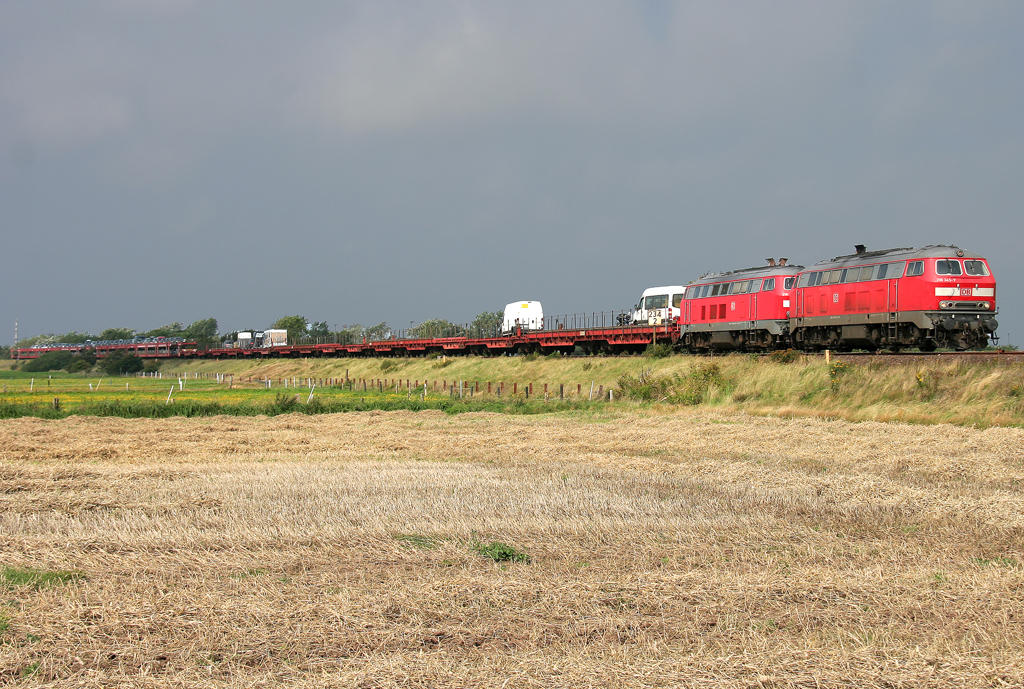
15;244;998;361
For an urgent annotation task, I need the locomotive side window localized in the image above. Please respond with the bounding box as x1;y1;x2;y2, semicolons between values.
685;286;698;299
964;260;990;276
906;261;924;277
763;278;776;291
877;262;901;279
935;259;963;276
858;266;874;281
710;284;720;296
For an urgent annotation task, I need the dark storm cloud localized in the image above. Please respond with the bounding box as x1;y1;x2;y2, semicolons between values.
2;1;1022;343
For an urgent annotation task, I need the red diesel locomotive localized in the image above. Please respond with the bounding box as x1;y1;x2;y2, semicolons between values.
682;245;998;352
680;259;802;352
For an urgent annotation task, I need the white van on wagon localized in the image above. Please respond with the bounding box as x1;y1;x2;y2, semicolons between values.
502;301;544;335
631;286;686;325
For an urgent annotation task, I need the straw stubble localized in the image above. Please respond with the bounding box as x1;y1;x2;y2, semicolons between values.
1;409;1023;686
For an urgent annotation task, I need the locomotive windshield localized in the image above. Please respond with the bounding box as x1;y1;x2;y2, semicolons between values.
936;259;963;276
964;260;990;276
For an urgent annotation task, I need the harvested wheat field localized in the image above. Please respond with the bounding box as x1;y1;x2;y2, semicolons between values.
2;409;1024;687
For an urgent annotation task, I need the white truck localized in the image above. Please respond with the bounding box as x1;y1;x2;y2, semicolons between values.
502;301;544;335
263;329;288;347
631;286;686;324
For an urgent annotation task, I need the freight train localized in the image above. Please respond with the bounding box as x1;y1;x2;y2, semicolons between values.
14;244;998;362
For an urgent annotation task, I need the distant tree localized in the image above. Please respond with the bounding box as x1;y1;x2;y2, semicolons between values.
308;321;331;340
363;322;391;341
0;346;9;360
184;318;218;339
98;328;135;341
100;351;144;375
336;324;364;344
143;322;185;338
409;319;465;339
184;318;218;346
18;331;93;347
469;311;503;338
272;315;309;344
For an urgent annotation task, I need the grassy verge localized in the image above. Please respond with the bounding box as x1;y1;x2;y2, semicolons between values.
1;353;1022;426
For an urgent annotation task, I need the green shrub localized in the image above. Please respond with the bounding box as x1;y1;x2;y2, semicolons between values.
617;363;724;405
644;343;674;358
380;359;400;373
474;541;530;563
21;352;73;372
66;357;94;373
100;352;144;375
767;349;800;364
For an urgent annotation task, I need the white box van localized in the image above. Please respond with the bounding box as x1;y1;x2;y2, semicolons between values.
631;286;686;324
502;301;544;335
263;329;288;347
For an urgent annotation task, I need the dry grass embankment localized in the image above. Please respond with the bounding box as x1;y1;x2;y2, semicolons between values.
150;353;1024;427
2;408;1023;686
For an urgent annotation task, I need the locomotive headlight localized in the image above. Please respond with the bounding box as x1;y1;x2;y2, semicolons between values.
939;301;952;309
980;302;991;310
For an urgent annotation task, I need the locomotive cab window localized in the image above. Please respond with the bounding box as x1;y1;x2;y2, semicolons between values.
906;261;924;277
711;284;721;296
763;278;776;291
685;286;698;299
935;259;962;276
964;260;990;276
701;285;711;298
783;277;795;290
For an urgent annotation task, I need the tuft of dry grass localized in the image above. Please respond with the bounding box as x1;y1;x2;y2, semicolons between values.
2;408;1024;685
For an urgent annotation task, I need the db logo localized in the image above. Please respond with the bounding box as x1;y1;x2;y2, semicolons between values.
960;288;972;296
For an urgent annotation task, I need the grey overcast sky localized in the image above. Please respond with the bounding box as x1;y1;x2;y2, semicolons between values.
3;1;1023;343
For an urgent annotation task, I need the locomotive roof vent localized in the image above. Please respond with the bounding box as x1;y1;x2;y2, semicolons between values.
765;258;776;266
778;257;788;266
855;244;866;254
